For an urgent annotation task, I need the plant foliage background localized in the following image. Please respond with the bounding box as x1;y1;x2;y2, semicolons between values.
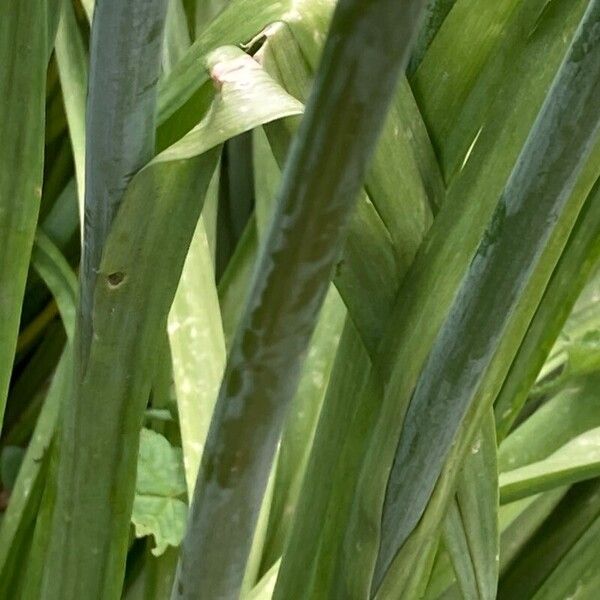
0;0;599;598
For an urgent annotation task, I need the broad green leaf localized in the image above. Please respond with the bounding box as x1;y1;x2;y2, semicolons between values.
131;429;188;556
41;46;303;600
0;0;51;429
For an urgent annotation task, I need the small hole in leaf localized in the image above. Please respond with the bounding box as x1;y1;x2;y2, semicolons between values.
107;272;126;288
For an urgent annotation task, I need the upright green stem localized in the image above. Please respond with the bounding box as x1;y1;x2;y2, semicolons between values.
43;1;170;598
173;1;428;598
80;0;170;361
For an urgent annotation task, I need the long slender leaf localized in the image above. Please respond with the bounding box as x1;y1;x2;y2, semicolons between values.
0;235;76;594
0;0;50;428
500;427;600;504
443;411;498;600
499;372;600;473
79;0;170;358
168;219;226;496
495;177;600;439
55;0;88;220
498;479;600;599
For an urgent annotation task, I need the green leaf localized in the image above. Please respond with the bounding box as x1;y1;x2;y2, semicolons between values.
168;218;226;496
0;234;76;593
79;0;170;359
163;0;192;74
157;0;294;123
499;373;600;473
260;287;346;570
0;0;51;428
55;0;88;220
0;349;71;597
408;0;458;74
443;411;499;600
495;177;600;439
499;487;567;576
31;231;78;340
0;447;26;492
131;429;188;557
500;427;600;504
498;479;600;599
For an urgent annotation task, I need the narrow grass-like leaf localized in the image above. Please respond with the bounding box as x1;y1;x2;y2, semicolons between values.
498;479;600;599
0;236;76;594
500;427;600;504
163;0;192;73
79;0;170;358
0;0;50;428
260;287;346;570
499;372;600;473
195;0;229;36
55;0;88;220
31;232;78;340
495;178;600;439
498;487;567;577
408;0;457;75
443;411;498;600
